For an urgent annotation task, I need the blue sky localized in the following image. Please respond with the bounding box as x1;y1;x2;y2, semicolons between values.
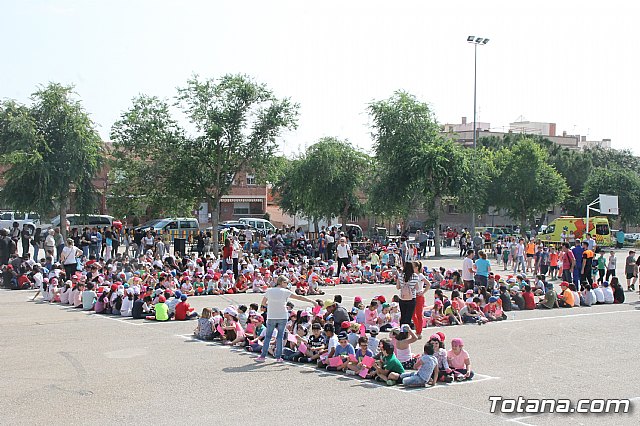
1;0;638;154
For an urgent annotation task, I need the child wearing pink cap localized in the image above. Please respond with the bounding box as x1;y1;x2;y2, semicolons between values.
447;338;474;381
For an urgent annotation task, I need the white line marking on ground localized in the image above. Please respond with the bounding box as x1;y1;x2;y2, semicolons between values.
496;309;638;324
507;418;535;426
87;313;143;326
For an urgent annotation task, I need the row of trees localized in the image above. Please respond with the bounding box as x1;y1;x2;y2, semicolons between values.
1;79;639;253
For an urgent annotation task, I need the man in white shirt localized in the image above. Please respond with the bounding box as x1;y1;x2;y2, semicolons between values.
335;237;351;276
462;249;475;291
584;233;596;251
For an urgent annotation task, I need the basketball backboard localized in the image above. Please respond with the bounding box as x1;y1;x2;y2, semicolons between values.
599;194;619;215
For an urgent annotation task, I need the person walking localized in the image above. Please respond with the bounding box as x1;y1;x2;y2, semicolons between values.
335;237;352;276
256;276;315;362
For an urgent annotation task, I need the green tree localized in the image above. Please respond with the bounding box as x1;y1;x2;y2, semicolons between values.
368;91;438;231
578;167;640;229
0;83;103;237
111;74;298;254
369;91;475;255
492;139;569;234
274;138;370;232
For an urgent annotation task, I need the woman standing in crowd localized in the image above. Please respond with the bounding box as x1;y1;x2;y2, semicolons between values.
31;227;42;262
396;261;418;327
60;238;82;279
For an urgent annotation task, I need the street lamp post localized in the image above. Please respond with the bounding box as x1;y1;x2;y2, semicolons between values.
467;35;489;238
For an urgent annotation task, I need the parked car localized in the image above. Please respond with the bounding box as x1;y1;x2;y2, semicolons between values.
0;211;41;232
50;214;114;230
135;217;199;241
333;223;364;241
624;232;640;242
238;218;277;234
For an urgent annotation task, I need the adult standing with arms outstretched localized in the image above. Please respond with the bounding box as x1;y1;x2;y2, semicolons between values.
256;275;315;362
396;261;418;327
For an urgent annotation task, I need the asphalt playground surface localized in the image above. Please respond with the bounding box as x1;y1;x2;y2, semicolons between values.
1;247;639;425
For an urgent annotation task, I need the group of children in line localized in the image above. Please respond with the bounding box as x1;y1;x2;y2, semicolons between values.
193;296;473;387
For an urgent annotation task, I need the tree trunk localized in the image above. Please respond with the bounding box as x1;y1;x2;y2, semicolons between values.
433;195;442;257
211;199;220;257
340;199;350;233
313;217;319;235
521;213;527;238
59;196;67;239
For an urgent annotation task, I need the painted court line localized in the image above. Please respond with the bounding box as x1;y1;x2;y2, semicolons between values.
176;334;499;389
496;309;638;324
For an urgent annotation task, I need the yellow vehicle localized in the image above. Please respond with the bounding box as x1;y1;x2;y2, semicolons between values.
538;216;612;246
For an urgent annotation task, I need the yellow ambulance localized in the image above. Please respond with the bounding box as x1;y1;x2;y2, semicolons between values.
537;216;612;246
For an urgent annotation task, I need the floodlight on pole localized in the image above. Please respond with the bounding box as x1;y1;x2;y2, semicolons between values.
467;35;490;236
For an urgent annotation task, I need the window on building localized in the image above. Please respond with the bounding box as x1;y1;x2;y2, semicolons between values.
447;204;458;214
233;203;250;215
246;174;256;186
547;207;555;214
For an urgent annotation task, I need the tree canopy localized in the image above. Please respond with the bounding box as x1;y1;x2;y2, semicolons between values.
0;83;103;236
369;91;482;255
111;74;298;253
274;137;370;230
491;139;569;233
579;167;640;228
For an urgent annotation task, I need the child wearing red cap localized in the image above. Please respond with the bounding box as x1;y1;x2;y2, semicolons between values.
146;295;169;321
557;282;574;308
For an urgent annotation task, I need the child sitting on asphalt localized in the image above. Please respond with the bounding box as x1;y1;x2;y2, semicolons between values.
557;281;574;308
373;339;405;385
175;294;198;320
365;300;379;330
429;333;453;383
328;331;356;372
537;282;557;309
194;307;215;340
483;296;505;321
399;341;438;387
317;323;338;367
304;323;325;363
391;325;419;369
367;326;380;356
447;338;474;381
602;281;614;304
345;336;374;375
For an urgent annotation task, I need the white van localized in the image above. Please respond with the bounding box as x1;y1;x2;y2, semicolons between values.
51;214;114;229
238;218;277;234
0;211;41;232
136;217;200;241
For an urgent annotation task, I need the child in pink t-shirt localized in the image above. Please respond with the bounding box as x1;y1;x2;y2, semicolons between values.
365;300;379;330
447;338;474;381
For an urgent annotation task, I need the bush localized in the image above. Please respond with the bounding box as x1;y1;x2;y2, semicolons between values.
635;240;640;249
